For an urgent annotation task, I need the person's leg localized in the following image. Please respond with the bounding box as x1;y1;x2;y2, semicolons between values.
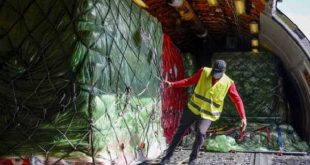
161;108;198;162
189;119;212;163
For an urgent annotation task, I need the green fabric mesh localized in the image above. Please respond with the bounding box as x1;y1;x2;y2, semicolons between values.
212;51;285;124
0;0;164;163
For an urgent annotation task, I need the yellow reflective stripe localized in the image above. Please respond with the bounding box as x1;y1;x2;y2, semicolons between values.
189;100;221;117
193;93;220;108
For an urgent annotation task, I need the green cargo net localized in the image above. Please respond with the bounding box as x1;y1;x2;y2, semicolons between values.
212;51;285;125
0;0;164;163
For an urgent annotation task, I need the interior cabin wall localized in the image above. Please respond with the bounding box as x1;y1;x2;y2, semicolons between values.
282;68;305;139
260;12;310;142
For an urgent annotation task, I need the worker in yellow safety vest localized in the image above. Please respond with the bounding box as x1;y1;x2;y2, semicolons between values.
160;60;247;165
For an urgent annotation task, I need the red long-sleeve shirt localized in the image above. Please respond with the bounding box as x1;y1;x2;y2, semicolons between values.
170;68;246;119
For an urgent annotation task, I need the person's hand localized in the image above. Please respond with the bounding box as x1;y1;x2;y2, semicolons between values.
241;118;247;132
237;118;247;142
163;80;172;88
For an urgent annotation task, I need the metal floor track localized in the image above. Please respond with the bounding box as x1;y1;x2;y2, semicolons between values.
144;150;310;165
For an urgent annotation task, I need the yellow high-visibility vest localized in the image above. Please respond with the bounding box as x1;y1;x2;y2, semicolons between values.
187;67;233;121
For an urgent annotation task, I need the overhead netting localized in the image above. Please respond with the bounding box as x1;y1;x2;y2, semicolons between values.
0;0;164;164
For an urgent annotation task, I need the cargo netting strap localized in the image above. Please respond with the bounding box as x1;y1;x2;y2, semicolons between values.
161;34;187;144
0;0;165;164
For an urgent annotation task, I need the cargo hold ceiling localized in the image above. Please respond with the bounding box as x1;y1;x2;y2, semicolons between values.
143;0;266;51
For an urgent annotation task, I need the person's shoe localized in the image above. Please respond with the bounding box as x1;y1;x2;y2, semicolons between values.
159;157;171;165
188;158;197;165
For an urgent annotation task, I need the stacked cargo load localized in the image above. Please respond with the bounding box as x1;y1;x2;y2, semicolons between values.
0;0;164;164
212;51;285;124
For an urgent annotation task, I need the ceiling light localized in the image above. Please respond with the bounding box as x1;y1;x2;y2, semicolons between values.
234;0;245;15
251;39;259;47
252;48;259;53
250;21;259;34
207;0;218;6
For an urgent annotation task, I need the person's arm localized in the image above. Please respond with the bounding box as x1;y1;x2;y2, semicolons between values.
228;83;247;131
166;68;203;88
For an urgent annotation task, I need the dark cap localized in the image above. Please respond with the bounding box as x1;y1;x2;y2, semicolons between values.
211;60;226;79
